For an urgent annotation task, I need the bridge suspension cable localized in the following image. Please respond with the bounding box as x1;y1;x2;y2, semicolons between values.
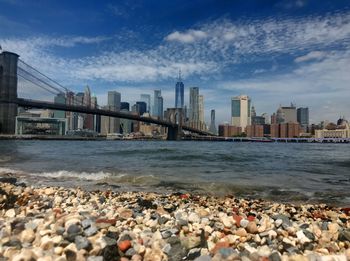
18;59;102;110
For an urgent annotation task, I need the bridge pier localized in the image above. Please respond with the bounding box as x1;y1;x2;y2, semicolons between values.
0;52;19;134
167;126;181;140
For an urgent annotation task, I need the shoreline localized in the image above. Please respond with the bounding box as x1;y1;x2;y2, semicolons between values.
1;180;349;260
1;135;350;143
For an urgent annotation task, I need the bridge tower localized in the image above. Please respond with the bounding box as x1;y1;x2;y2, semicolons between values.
0;51;19;134
166;107;184;140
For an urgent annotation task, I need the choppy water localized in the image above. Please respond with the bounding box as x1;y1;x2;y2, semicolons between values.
0;140;350;206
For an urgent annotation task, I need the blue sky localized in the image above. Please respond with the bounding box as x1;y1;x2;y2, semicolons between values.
1;0;350;124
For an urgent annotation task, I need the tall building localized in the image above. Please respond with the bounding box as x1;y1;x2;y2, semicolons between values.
153;90;163;118
65;91;75;130
83;86;93;130
140;94;151;113
276;104;297;124
53;93;66;118
231;95;251;131
121;102;130;111
157;96;163;119
199;95;204;124
107;91;121;133
175;70;184;108
136;101;147;116
189;87;199;129
297;107;309;132
209;109;217;134
91;95;100;133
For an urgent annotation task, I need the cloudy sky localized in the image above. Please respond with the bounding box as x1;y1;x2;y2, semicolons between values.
1;0;349;124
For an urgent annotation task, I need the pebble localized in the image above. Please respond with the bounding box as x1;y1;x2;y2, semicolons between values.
5;209;16;218
0;183;349;261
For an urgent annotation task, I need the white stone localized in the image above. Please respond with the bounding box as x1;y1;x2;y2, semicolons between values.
296;230;311;244
240;219;249;228
257;245;271;257
5;209;15;218
221;216;233;228
20;229;35;243
275;219;283;228
188;213;200;223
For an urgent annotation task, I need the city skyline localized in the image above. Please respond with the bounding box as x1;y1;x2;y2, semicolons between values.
1;0;350;124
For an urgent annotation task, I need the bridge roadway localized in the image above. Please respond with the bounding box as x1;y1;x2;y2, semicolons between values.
3;98;214;137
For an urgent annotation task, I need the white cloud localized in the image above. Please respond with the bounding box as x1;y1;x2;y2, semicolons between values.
294;51;326;63
165;30;207;43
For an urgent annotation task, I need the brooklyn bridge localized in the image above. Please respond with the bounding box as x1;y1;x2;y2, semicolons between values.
0;51;215;140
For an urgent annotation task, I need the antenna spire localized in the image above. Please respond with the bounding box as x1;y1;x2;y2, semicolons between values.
178;69;182;81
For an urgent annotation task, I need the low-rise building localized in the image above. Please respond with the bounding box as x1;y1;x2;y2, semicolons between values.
218;124;242;137
315;119;350;138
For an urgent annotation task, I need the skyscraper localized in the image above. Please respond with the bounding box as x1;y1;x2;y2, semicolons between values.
189;87;199;129
91;95;100;133
136;101;147;116
231;95;251;131
209;109;217;134
121;102;130;111
53;93;66;118
157;96;163;119
153;90;163;118
83;86;93;130
107;91;121;133
297;107;309;132
199;95;204;124
175;70;184;108
276;104;297;123
140;94;151;113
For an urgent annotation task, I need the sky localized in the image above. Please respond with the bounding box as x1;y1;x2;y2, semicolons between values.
1;0;350;125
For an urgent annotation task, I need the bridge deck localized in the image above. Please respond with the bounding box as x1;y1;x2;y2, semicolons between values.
1;98;214;136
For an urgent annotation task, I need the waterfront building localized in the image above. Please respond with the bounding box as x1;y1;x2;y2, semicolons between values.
136;101;147;116
175;71;184;108
15;116;67;135
270;123;301;138
297;107;309;132
140;94;151;113
315;118;350;138
218;124;242;137
53;93;66;118
209;109;217;134
121;102;130;111
246;125;264;137
189;87;199;129
231;95;251;131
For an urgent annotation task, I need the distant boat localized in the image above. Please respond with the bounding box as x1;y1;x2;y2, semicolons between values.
249;137;273;142
106;133;123;140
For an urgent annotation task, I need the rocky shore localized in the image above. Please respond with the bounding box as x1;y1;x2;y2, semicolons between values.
1;181;350;261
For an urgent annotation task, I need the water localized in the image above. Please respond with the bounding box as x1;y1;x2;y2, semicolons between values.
1;140;350;206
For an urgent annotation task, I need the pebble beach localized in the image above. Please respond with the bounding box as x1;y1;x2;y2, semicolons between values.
1;179;350;261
